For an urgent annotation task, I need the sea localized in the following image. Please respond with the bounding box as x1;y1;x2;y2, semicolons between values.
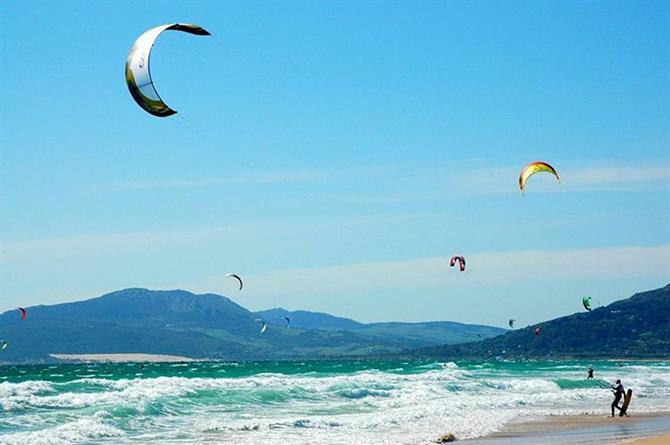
1;359;669;444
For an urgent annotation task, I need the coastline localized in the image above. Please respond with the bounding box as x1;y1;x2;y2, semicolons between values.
461;412;670;444
49;353;196;363
624;435;670;444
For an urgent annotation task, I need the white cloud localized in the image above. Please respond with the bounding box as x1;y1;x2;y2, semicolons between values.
0;228;233;262
86;160;670;200
194;245;670;298
0;212;429;263
567;165;670;188
452;162;670;195
89;170;335;192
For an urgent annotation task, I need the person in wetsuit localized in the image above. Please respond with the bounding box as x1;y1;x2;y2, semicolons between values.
587;367;594;379
611;379;625;417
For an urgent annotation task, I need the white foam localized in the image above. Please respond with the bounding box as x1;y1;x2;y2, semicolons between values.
0;411;124;445
1;362;669;444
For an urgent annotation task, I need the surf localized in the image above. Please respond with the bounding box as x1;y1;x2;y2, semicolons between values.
1;360;669;445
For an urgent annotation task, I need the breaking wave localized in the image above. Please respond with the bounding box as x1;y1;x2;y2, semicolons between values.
1;360;669;444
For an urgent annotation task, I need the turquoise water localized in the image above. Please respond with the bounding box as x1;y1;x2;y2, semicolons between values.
1;359;669;444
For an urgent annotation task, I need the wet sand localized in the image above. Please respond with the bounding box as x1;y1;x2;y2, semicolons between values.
462;412;670;445
623;434;670;444
50;353;195;362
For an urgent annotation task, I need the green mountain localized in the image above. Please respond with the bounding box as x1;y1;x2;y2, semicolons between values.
257;308;364;330
0;288;504;363
417;284;670;359
258;308;503;345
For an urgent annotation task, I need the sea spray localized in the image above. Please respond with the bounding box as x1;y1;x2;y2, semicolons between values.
1;360;669;445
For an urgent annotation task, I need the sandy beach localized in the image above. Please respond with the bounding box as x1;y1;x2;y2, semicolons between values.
462;412;670;445
50;353;195;363
623;435;670;444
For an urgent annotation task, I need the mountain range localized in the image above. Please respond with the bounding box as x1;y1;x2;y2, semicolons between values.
0;288;504;363
3;285;666;363
257;308;503;345
417;284;670;359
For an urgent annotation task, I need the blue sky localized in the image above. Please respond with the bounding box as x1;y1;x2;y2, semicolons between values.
1;1;668;326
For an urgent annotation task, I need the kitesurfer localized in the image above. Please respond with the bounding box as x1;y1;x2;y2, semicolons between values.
587;367;594;379
611;379;625;417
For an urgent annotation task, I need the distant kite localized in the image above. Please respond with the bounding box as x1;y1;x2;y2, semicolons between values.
18;307;27;320
1;340;7;350
450;256;466;272
519;161;560;194
126;23;211;117
284;316;291;328
582;296;593;311
508;319;516;329
225;273;244;291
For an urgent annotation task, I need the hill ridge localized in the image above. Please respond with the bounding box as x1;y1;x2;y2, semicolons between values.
0;288;504;363
416;284;670;359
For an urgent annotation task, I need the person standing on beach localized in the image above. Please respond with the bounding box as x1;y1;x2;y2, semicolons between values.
587;367;594;379
611;379;625;417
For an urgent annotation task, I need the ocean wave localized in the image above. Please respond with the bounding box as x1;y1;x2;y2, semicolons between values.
0;381;55;411
0;412;124;445
1;360;669;444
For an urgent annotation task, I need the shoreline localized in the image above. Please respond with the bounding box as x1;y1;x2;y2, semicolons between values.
49;353;196;363
624;435;670;444
461;412;670;444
